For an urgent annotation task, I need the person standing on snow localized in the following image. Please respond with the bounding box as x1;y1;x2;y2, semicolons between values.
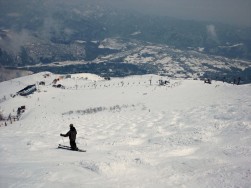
60;124;78;150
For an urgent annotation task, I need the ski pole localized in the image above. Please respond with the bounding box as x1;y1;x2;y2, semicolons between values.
61;137;65;144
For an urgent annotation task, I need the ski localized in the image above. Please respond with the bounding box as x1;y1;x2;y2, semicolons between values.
58;144;71;148
58;144;86;152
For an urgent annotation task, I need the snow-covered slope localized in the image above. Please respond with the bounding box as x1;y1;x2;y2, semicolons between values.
0;72;251;188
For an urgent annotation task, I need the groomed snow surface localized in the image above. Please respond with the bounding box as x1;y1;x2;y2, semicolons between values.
0;72;251;188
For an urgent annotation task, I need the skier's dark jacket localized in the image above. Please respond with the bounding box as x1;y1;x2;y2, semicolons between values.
61;126;77;141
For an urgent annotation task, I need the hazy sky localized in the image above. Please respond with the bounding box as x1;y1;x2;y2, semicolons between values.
1;0;251;26
107;0;251;26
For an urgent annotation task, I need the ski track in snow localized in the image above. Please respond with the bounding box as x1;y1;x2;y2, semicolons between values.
0;72;251;188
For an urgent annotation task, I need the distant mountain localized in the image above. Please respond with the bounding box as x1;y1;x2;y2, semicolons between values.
19;38;251;84
0;0;251;82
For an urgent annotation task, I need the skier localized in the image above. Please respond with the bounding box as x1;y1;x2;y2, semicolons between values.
237;77;241;85
60;124;78;150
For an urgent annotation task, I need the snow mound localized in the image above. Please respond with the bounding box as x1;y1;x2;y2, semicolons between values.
70;73;103;81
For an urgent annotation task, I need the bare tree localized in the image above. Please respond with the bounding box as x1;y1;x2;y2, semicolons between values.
0;111;3;121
